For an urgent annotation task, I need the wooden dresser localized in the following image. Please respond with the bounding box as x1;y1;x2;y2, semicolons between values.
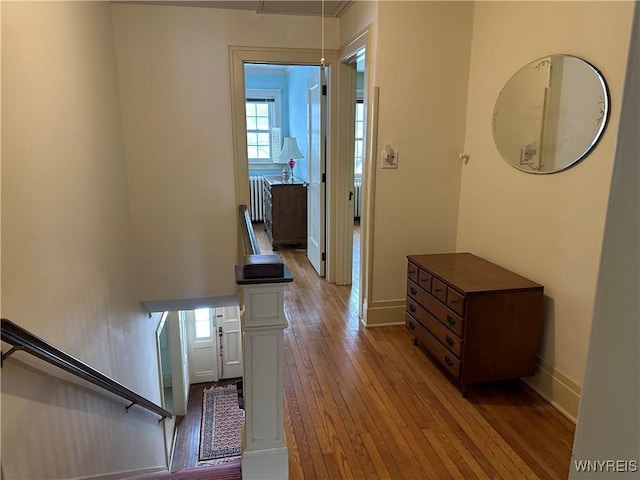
263;176;307;249
406;253;543;394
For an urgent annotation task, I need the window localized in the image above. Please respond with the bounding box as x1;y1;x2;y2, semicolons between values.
354;100;365;176
245;89;282;163
194;308;212;339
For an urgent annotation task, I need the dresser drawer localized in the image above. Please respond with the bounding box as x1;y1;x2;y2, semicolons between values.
407;280;464;338
407;298;462;358
407;314;461;380
407;253;545;391
418;269;432;292
407;263;419;283
446;288;465;316
431;278;447;303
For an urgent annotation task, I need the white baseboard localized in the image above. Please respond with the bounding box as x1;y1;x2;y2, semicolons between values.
242;446;289;480
77;465;168;480
523;357;582;423
362;299;405;326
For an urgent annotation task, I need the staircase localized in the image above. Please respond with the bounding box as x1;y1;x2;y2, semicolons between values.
153;462;241;480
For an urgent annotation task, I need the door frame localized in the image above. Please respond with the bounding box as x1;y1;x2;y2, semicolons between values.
336;28;373;320
229;46;339;279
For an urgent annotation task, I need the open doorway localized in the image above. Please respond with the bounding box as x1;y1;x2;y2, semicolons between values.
183;307;243;383
350;49;366;291
158;307;243;472
243;63;326;276
230;45;369;315
229;47;344;279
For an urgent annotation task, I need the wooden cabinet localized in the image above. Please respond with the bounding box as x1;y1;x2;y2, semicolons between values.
406;253;544;394
263;176;307;249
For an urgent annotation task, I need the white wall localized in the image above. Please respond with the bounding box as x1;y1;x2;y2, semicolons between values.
457;1;635;418
571;6;639;477
111;4;339;303
339;0;378;48
360;1;474;324
1;2;166;478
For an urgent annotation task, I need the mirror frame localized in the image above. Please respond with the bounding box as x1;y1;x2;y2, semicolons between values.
492;54;610;174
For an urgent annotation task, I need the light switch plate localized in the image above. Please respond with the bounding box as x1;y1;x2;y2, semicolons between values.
381;148;398;169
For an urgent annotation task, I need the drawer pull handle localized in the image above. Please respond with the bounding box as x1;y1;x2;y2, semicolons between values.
409;304;417;313
445;336;455;347
434;288;443;292
408;322;416;330
444;356;453;367
447;316;457;326
410;287;417;295
450;299;459;304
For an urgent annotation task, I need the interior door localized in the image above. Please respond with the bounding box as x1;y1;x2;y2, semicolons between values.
186;308;218;383
307;66;326;276
215;306;243;379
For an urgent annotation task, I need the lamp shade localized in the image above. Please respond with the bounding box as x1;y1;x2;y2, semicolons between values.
276;137;304;161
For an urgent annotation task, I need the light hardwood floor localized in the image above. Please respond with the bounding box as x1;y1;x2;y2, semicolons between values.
174;222;575;479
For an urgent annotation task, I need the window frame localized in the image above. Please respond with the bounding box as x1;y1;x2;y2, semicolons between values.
354;99;365;180
194;308;213;339
245;88;282;164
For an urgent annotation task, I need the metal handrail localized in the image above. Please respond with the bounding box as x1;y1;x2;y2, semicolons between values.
1;318;172;420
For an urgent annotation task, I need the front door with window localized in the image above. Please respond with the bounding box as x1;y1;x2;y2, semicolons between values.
214;306;243;379
185;307;243;383
185;308;218;383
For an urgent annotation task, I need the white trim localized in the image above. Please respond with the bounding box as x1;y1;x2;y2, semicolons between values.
242;446;289;480
334;25;371;302
71;465;167;480
362;299;405;326
246;88;283;163
523;357;581;423
154;312;173;467
140;295;239;314
228;45;339;269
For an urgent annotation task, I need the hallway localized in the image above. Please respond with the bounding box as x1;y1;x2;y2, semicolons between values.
172;222;574;478
272;226;574;479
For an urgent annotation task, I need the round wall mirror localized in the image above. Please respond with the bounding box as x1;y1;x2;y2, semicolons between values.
493;55;609;174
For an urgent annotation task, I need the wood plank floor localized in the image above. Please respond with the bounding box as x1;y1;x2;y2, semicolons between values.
174;222;576;479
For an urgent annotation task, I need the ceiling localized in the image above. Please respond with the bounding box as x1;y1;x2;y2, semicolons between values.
119;1;352;17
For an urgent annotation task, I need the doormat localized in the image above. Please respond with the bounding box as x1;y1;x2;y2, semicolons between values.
198;384;244;463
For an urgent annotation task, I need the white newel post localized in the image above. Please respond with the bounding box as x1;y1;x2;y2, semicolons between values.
236;265;292;480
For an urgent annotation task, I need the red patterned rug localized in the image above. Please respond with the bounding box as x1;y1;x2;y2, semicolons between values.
198;384;244;463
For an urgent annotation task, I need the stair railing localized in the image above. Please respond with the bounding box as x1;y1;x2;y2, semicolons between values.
1;318;172;421
239;204;260;255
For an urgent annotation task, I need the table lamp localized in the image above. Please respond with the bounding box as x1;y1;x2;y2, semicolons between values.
277;137;304;181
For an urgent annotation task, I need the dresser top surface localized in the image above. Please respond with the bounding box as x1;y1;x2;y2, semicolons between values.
263;175;307;186
407;253;542;294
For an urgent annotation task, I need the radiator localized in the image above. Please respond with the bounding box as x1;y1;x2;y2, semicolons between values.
354;181;363;220
250;175;361;221
249;176;264;222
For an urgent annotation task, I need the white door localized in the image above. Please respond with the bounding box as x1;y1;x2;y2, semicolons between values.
214;306;243;379
186;308;218;383
307;67;326;276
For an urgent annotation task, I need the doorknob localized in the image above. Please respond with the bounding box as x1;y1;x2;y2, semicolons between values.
349;191;354;200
